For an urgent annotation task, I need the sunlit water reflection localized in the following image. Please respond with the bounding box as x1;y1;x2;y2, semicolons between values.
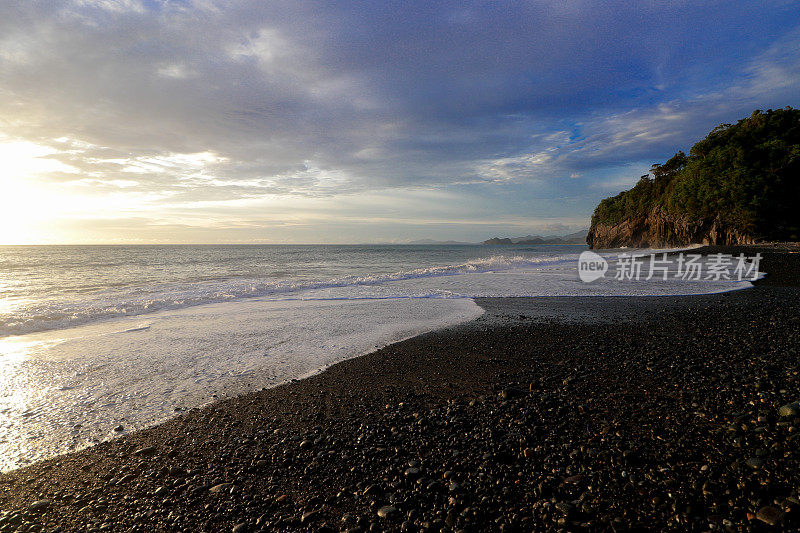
0;297;482;471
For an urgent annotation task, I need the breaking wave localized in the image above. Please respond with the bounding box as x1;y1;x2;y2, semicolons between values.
0;254;577;338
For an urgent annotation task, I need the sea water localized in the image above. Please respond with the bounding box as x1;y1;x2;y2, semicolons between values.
0;244;755;470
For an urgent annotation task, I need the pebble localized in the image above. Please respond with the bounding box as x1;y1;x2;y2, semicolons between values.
28;500;50;512
779;401;800;417
377;505;398;519
404;467;420;479
208;483;233;493
745;457;764;469
756;506;784;525
132;446;156;456
499;388;525;400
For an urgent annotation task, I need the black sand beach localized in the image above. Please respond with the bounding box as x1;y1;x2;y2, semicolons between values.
1;245;799;532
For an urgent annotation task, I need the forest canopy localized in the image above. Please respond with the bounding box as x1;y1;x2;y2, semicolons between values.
591;108;800;241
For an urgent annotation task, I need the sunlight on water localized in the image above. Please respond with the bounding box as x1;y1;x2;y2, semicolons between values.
0;297;482;471
0;336;68;470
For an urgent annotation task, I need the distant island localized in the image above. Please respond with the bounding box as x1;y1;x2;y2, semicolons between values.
483;230;588;245
587;108;800;248
406;239;475;245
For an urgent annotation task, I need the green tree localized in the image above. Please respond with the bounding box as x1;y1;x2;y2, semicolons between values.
590;108;800;240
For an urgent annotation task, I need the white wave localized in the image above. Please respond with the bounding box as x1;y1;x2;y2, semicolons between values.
0;297;483;471
0;254;577;338
0;248;756;338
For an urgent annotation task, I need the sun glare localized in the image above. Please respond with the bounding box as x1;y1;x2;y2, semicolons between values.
0;140;77;244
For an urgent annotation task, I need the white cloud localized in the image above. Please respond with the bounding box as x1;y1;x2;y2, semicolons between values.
157;63;196;79
71;0;145;13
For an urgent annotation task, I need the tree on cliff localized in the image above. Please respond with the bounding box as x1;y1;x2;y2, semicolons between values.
590;107;800;243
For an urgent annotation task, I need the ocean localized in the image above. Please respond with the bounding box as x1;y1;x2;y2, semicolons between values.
0;244;755;470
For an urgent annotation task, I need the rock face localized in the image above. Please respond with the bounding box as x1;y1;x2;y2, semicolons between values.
587;207;757;249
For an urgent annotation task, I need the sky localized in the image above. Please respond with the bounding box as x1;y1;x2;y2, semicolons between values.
0;0;799;244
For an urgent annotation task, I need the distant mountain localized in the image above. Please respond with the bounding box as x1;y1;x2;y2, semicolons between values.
482;229;588;245
406;239;474;245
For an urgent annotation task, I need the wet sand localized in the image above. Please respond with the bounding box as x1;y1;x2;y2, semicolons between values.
1;245;799;532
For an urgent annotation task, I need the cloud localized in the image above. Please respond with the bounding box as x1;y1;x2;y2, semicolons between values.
0;0;799;242
471;26;800;188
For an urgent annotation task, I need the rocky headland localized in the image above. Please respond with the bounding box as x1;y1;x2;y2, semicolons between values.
587;207;757;249
587;108;799;249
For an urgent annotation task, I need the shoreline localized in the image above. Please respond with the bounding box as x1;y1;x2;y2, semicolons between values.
0;245;798;531
0;243;738;474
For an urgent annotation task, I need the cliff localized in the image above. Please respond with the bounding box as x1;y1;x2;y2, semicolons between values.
587;207;756;249
587;108;800;249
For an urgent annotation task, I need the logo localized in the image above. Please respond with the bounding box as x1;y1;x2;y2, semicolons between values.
576;251;761;283
578;251;608;282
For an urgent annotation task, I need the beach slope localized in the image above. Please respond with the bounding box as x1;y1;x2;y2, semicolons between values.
1;246;799;531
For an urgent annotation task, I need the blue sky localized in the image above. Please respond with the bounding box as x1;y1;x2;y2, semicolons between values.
0;0;798;243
